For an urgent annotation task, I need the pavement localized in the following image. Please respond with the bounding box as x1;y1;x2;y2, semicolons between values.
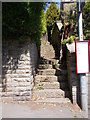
0;100;88;119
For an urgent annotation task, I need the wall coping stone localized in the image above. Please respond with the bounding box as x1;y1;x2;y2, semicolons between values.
66;43;75;53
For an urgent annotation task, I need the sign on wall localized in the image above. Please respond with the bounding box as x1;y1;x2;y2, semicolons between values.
75;41;90;74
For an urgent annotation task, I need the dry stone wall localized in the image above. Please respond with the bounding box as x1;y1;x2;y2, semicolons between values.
2;39;38;101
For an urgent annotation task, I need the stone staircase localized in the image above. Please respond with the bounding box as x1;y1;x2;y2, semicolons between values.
31;40;71;104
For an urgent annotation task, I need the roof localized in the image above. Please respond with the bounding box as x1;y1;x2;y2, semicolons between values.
56;21;63;31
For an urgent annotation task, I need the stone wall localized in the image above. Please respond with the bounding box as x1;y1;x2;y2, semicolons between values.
66;43;81;105
2;39;38;101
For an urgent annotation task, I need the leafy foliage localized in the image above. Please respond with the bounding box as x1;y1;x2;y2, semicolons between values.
64;3;77;25
41;13;47;35
2;2;45;51
83;2;90;40
61;35;78;44
27;2;44;50
63;3;78;36
2;2;29;38
46;3;60;41
62;2;90;44
46;3;60;28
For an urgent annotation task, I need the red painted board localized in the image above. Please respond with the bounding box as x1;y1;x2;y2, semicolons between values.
89;41;90;72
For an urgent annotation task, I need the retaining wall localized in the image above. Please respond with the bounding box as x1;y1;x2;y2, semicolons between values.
66;43;81;105
2;39;38;101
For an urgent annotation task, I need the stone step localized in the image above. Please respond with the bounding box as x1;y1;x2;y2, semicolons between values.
37;69;56;75
35;82;68;89
38;64;52;69
37;69;67;76
35;75;67;83
41;46;54;51
41;52;55;56
33;98;71;104
39;58;59;66
35;82;60;89
39;58;55;65
32;89;67;98
35;75;58;83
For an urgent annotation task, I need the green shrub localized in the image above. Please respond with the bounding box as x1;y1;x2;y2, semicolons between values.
2;2;45;51
62;35;75;44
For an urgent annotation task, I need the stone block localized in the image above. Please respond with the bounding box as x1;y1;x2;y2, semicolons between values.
19;91;30;96
35;75;58;83
2;92;13;97
14;86;31;92
6;74;31;79
33;89;65;98
35;82;60;89
38;69;56;75
13;96;31;101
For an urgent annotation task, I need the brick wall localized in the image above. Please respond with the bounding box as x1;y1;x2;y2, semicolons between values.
2;39;38;101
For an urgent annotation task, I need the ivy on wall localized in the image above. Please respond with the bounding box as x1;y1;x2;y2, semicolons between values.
2;2;45;52
27;2;45;50
2;3;29;38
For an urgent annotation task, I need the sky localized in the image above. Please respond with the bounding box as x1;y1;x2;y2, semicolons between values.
44;2;61;12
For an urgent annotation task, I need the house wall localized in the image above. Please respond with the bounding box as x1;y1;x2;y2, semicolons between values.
2;39;38;101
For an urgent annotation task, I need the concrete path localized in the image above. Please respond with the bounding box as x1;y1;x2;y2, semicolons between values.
1;100;88;118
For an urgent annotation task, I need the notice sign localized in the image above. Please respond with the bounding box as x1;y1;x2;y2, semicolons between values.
75;41;89;74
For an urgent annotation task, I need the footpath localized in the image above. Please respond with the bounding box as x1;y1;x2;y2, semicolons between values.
1;100;88;118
